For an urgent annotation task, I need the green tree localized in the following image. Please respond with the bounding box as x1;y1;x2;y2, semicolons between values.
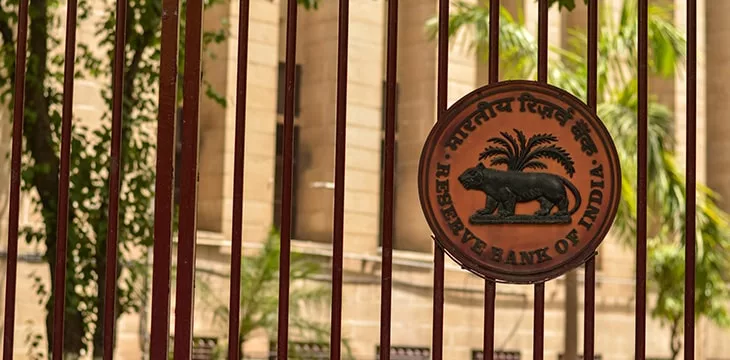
428;1;730;359
0;0;230;357
196;227;353;359
0;0;314;357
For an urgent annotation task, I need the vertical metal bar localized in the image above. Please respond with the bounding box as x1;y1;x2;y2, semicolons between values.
583;1;598;359
102;0;129;358
483;281;496;360
172;0;205;357
684;0;697;358
276;0;298;358
537;0;548;83
52;0;79;357
228;0;251;358
149;0;182;357
1;0;30;358
583;259;596;360
330;0;349;358
533;283;545;360
379;0;398;358
432;0;448;359
533;2;548;359
635;0;648;358
488;0;499;83
483;1;499;359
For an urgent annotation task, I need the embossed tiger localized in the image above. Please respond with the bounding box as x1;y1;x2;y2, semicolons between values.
458;162;581;217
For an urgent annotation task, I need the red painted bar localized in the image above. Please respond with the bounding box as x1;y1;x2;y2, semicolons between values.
1;0;30;358
684;0;697;358
102;0;129;358
483;281;496;360
533;283;545;360
276;0;299;358
635;0;648;359
172;0;205;357
149;0;182;357
329;0;349;357
583;1;598;359
228;0;251;359
327;0;351;358
584;258;596;360
483;1;499;358
533;2;548;359
52;0;79;357
379;0;398;358
431;0;448;358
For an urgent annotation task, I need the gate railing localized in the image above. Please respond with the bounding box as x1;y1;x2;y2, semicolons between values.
0;0;698;359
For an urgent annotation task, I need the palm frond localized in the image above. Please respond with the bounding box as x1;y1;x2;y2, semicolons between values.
525;133;558;150
499;131;521;169
522;161;549;171
514;128;528;156
489;157;511;168
479;146;511;160
487;136;515;159
522;145;576;177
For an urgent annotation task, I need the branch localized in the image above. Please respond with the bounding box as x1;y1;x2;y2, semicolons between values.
0;3;16;90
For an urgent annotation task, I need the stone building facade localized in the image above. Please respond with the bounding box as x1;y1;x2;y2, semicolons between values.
1;0;730;359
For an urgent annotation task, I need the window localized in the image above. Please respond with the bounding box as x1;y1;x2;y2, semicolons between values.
472;350;522;360
191;337;218;360
168;336;218;360
273;123;300;234
277;62;302;117
269;341;328;359
558;354;603;360
376;346;430;360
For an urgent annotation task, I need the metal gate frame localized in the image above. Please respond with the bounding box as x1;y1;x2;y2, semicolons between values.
1;0;698;359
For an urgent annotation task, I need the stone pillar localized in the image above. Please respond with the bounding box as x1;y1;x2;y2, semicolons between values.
705;0;729;208
290;1;338;242
674;0;707;183
393;0;438;252
289;0;385;250
197;0;280;244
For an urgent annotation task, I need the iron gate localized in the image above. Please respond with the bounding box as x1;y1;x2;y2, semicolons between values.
0;0;700;359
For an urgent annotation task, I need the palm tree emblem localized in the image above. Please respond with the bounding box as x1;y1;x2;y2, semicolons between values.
458;129;581;224
479;129;576;177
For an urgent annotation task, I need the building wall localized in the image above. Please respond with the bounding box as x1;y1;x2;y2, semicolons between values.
2;0;730;359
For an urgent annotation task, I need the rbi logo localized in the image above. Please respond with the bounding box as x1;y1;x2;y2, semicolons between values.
418;80;621;283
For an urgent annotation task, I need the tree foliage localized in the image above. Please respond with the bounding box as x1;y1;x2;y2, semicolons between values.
428;0;730;358
0;0;228;356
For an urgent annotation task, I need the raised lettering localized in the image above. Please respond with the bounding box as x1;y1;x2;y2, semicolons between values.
588;189;603;205
533;247;552;263
435;179;449;193
591;179;605;189
578;205;600;230
437;193;452;206
448;217;464;235
555;239;569;254
505;250;517;265
590;164;604;178
442;205;458;220
471;239;487;255
520;251;535;265
491;247;504;263
566;229;579;246
461;228;477;244
436;163;450;178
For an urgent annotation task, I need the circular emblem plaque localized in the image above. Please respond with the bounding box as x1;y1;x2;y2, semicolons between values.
419;80;621;283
